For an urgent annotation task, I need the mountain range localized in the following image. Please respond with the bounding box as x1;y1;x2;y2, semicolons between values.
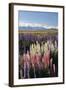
19;22;58;31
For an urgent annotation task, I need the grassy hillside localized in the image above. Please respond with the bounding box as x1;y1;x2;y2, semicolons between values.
19;29;58;36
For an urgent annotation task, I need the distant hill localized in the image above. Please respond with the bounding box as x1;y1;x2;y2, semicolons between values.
19;26;57;31
19;26;47;31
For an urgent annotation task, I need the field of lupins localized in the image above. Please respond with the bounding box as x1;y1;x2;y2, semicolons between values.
19;30;58;79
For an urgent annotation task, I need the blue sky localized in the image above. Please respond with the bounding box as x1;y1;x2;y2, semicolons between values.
18;11;58;27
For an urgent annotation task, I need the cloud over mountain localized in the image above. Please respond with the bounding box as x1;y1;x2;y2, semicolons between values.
19;22;58;30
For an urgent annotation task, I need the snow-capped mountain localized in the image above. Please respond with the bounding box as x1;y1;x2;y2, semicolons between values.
18;22;58;30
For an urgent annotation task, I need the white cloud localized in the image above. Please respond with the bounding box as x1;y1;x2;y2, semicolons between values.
18;22;58;29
